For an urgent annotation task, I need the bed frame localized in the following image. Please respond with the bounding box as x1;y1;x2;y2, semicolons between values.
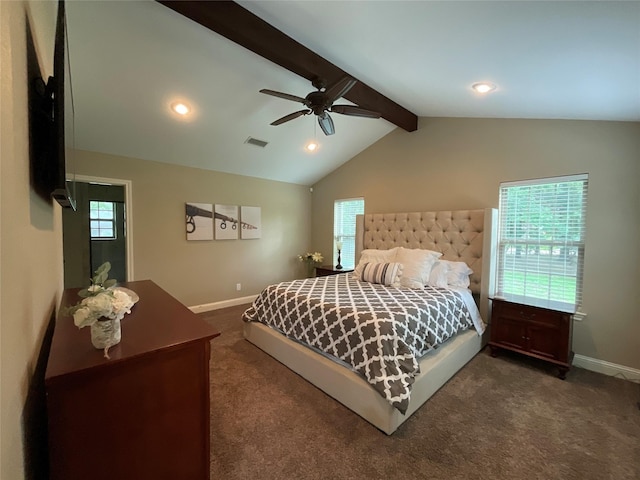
244;208;497;434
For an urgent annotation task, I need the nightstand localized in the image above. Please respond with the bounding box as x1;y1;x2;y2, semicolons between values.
489;297;574;379
315;265;353;277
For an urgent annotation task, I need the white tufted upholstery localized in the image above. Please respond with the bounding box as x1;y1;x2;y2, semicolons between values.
361;210;485;294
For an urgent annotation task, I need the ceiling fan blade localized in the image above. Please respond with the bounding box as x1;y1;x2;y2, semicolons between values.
323;76;357;104
260;89;307;104
270;109;310;126
331;105;381;119
317;112;335;136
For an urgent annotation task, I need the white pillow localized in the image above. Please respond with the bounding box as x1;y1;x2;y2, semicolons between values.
442;260;474;288
353;248;399;278
359;262;403;286
395;247;442;289
427;261;450;288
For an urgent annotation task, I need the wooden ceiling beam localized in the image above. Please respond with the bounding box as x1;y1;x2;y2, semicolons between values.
157;0;418;132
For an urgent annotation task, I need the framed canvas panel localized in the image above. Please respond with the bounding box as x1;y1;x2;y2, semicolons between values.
185;202;213;241
240;206;261;239
214;204;239;240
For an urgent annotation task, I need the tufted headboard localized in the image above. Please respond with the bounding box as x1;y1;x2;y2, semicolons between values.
355;209;498;321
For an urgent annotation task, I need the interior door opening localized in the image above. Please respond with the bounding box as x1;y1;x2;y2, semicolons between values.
62;177;132;288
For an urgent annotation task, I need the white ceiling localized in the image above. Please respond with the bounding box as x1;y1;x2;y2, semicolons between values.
66;1;640;186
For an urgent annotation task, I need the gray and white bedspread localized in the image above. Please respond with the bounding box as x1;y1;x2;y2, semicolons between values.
242;273;483;414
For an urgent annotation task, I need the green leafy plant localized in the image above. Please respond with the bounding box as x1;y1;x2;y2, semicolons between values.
77;261;118;298
66;262;135;329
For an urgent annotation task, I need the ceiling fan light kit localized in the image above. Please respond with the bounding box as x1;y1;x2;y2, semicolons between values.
260;76;381;136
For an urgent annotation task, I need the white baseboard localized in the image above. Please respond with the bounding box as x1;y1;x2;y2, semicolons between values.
189;294;257;314
573;354;640;382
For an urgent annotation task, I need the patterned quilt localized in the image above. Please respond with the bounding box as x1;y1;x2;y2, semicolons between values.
242;273;482;414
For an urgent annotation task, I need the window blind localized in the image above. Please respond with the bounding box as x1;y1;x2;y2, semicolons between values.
333;198;364;269
496;174;588;312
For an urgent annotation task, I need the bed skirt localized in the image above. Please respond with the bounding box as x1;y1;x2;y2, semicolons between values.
243;322;483;435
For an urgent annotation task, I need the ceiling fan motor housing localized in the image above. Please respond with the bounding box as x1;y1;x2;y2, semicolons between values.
306;91;332;115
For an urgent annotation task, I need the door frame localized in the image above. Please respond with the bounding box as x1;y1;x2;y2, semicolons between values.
73;175;134;281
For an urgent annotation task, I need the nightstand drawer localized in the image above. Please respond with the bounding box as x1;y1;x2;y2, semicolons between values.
496;301;568;327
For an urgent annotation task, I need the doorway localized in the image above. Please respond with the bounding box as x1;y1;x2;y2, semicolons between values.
62;176;133;288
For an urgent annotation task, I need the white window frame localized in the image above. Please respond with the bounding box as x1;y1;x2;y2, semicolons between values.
90;200;116;240
333;197;364;269
496;174;588;313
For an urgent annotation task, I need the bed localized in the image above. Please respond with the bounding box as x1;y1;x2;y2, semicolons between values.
243;209;497;434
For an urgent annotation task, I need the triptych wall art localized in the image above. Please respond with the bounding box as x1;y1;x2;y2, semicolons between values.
185;203;261;241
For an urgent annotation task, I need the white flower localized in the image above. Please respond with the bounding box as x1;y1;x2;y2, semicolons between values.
298;251;323;263
108;289;134;321
84;292;114;318
71;289;136;328
66;262;137;332
73;306;96;328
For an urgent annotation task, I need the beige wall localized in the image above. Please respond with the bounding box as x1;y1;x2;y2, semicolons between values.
73;150;312;307
1;5;636;477
312;117;640;370
1;1;63;479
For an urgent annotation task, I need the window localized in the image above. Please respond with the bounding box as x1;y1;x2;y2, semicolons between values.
90;201;116;239
496;174;588;312
333;198;364;269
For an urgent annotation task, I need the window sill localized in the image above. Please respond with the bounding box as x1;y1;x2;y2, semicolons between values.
573;311;587;321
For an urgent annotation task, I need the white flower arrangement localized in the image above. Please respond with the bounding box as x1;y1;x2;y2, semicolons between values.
66;262;136;329
297;252;324;264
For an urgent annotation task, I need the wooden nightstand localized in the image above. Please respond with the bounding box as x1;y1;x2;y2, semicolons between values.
315;265;353;277
489;297;574;379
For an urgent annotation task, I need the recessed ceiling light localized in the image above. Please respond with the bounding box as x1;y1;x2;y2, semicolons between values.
471;82;497;94
306;141;318;152
171;102;190;115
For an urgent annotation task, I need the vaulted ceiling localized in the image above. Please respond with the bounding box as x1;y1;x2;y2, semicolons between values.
65;1;640;185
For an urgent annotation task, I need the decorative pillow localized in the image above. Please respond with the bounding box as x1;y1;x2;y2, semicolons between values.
394;247;442;289
353;248;399;278
442;260;474;288
359;262;403;286
427;261;450;288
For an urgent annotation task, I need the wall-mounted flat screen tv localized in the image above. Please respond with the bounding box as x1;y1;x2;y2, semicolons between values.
29;0;76;210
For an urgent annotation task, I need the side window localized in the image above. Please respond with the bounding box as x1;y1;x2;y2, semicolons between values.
496;174;588;311
90;201;116;240
333;198;364;269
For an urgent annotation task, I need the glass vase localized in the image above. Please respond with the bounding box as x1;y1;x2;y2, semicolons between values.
307;261;317;278
90;318;121;357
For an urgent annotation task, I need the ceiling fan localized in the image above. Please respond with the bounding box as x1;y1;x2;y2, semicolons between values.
259;76;381;136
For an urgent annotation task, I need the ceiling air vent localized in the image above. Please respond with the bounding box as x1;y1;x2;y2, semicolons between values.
244;137;269;148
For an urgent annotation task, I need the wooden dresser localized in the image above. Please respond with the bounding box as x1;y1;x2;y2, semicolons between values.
489;297;574;379
45;280;220;480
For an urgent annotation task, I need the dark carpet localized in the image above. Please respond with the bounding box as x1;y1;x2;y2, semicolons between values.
201;305;640;480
